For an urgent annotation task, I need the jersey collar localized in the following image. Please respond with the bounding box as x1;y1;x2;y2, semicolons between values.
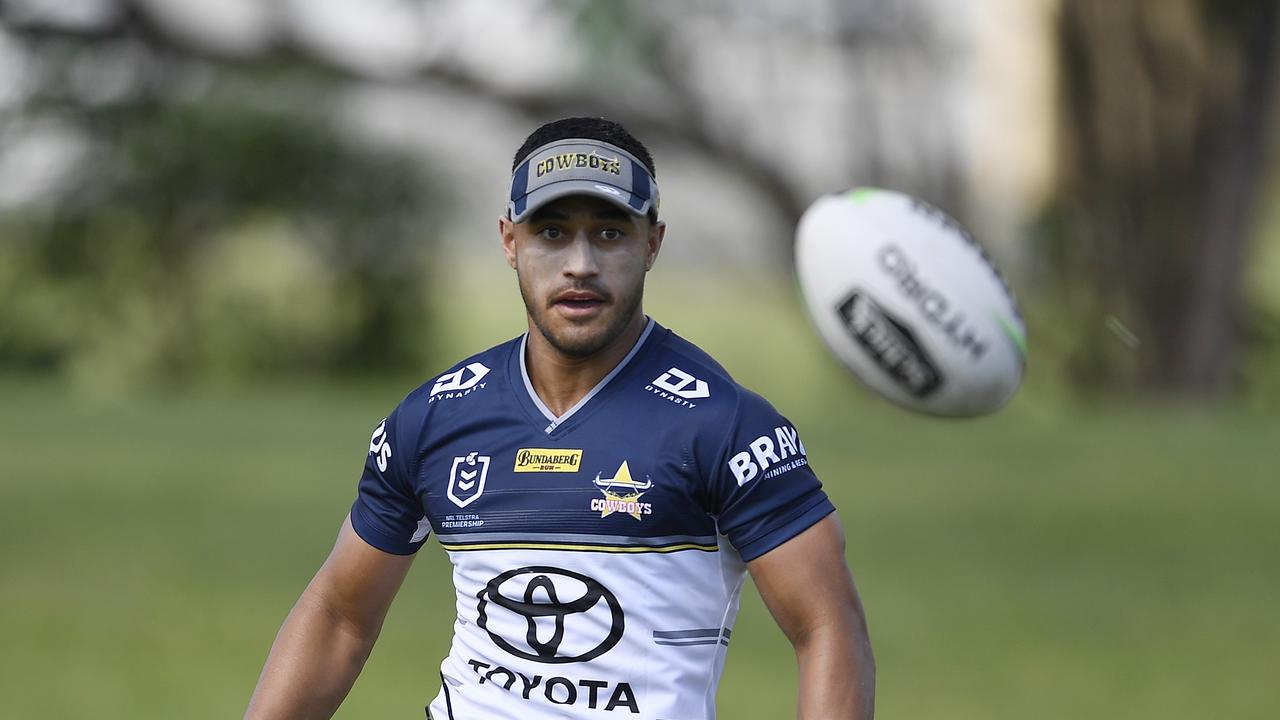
518;316;657;434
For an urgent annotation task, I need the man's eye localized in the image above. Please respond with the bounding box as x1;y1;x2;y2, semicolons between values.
600;228;624;241
540;227;563;240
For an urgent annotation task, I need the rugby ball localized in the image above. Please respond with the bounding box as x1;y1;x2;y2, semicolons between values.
795;188;1026;417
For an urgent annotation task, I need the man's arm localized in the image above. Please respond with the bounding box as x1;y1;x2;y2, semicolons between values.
747;513;875;719
245;514;415;719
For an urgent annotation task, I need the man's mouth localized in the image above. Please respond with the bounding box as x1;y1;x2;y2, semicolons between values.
554;291;605;308
552;290;607;316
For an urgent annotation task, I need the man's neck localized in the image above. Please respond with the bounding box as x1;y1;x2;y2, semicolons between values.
525;313;648;418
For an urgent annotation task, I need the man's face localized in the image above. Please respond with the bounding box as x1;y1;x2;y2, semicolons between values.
501;195;664;358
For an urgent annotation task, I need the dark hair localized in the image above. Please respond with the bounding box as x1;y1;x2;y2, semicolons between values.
512;117;656;177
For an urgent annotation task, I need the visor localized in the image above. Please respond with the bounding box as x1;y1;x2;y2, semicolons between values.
507;139;659;223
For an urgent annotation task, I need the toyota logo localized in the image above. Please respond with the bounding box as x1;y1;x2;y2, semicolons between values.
476;566;624;664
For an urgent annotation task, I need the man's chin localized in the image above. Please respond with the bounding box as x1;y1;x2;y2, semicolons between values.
529;295;643;360
535;309;633;356
541;326;612;358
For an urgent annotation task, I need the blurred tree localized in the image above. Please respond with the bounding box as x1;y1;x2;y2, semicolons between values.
564;0;972;260
19;0;1276;401
0;20;442;385
1048;0;1279;397
388;0;970;264
2;0;972;386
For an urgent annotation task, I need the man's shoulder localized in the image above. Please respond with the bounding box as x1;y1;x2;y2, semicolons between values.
643;324;775;420
396;336;519;417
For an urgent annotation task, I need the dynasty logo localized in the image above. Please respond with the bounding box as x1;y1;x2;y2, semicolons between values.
590;461;653;520
515;449;583;473
429;362;490;402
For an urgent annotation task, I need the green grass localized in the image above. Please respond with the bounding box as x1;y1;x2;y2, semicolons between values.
2;270;1277;718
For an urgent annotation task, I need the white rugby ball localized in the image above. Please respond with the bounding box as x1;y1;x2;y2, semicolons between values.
795;188;1026;417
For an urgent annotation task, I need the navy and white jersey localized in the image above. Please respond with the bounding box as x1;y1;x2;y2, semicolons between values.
352;318;834;720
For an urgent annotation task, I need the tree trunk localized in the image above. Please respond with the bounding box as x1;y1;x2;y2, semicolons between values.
1055;0;1279;397
1177;0;1279;395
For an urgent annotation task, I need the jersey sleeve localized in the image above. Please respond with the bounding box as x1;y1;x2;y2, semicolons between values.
349;402;431;555
705;391;835;561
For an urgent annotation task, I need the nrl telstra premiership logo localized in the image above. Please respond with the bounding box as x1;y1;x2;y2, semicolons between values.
448;452;490;508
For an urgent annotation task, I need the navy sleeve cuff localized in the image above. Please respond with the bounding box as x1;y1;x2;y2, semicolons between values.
731;494;836;562
350;499;427;556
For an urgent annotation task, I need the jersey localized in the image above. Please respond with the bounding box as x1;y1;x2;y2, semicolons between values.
351;318;835;720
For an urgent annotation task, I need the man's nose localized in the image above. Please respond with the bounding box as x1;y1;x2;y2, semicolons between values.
563;231;599;277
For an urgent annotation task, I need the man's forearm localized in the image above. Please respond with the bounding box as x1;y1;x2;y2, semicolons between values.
795;621;876;720
244;589;381;719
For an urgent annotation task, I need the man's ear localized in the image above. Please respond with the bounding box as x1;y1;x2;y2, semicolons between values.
499;215;518;270
645;220;666;271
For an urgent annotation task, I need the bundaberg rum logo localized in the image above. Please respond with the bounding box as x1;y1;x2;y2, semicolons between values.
514;449;583;473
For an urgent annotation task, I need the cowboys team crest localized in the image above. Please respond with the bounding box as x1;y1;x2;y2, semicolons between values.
448;452;490;508
590;461;653;520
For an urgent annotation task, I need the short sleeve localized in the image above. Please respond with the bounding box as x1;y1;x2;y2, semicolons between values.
350;404;431;555
706;392;835;561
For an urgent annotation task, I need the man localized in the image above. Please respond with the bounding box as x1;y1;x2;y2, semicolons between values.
245;117;875;719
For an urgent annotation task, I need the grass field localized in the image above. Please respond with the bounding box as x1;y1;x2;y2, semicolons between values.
2;271;1277;718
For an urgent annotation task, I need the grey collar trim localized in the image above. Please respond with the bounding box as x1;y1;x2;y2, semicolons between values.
519;317;656;433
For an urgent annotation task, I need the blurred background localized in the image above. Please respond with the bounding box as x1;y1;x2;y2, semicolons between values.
1;0;1277;718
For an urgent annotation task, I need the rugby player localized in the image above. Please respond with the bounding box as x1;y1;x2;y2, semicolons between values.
245;117;875;719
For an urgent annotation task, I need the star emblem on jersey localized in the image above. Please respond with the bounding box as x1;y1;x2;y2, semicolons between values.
590;461;653;520
448;452;490;508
